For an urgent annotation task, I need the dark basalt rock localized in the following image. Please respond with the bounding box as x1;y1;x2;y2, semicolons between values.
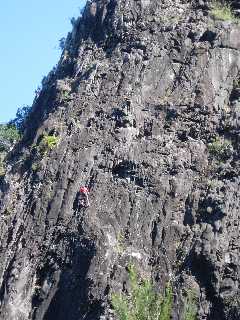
0;0;240;319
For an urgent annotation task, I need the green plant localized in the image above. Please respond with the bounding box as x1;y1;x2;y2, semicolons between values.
211;1;240;23
183;290;198;320
0;124;20;176
0;124;20;152
38;134;59;154
208;137;231;160
61;90;71;101
111;264;173;320
9;105;31;133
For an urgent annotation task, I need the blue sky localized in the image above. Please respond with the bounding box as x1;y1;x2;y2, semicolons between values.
0;0;86;123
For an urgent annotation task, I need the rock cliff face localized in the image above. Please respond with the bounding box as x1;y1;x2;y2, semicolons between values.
1;0;240;319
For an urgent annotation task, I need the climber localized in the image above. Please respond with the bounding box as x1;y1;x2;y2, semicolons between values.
79;186;90;207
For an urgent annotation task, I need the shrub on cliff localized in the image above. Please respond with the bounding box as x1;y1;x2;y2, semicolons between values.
111;265;173;320
37;134;60;155
0;124;20;152
208;137;232;160
9;105;31;134
0;124;21;177
211;1;240;23
111;265;198;320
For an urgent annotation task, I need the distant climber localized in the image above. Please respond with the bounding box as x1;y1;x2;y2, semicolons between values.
79;186;90;207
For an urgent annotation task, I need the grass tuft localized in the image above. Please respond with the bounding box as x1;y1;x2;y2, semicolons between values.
211;1;240;23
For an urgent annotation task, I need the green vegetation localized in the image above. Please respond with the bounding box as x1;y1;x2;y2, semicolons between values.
208;137;231;160
9;105;31;133
211;1;240;23
62;90;71;101
38;134;60;155
112;265;199;320
0;110;27;177
0;124;19;177
111;264;173;320
30;134;59;171
42;135;59;149
0;106;31;178
183;290;198;320
0;124;20;152
0;105;31;153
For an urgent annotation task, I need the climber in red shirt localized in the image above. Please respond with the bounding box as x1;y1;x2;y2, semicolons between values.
79;186;90;207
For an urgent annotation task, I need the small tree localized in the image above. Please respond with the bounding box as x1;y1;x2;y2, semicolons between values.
9;105;31;133
111;265;173;320
0;124;20;152
208;137;232;160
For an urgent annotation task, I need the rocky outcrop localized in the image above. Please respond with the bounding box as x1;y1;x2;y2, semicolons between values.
1;0;240;319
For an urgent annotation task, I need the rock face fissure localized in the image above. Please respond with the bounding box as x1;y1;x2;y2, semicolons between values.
1;0;240;319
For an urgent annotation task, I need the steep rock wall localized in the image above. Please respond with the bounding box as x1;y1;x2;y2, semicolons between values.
0;0;240;319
